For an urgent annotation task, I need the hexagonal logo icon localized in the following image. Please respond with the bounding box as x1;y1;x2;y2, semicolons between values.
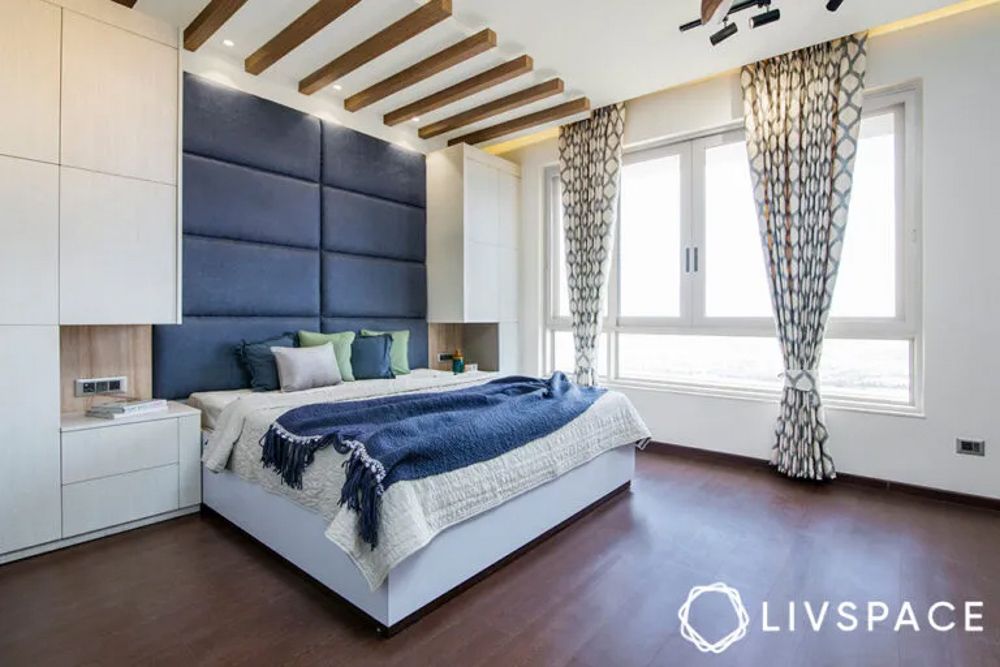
678;582;751;654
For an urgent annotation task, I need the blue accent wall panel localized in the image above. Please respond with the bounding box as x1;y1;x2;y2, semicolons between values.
153;74;428;399
322;253;426;319
184;154;320;248
184;237;320;318
322;122;426;207
322;188;425;262
153;317;320;399
184;73;320;181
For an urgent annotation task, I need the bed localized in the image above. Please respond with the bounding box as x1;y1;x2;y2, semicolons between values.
193;369;648;633
153;75;649;634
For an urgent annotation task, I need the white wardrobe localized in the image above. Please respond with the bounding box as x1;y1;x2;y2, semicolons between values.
0;0;179;556
426;144;520;374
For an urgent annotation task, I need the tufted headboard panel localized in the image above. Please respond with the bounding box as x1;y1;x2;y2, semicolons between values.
153;74;427;399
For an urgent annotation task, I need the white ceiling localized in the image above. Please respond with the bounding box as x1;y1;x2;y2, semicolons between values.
135;0;966;149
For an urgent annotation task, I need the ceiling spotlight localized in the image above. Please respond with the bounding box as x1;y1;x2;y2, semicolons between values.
710;20;738;45
222;39;234;48
411;116;421;123
750;7;780;28
333;84;343;91
826;0;844;11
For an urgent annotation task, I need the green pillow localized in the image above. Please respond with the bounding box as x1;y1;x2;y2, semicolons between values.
361;329;410;375
298;330;355;381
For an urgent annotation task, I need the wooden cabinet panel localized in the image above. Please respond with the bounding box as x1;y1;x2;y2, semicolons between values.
498;171;520;249
61;11;178;184
465;159;499;245
62;464;179;538
0;0;60;163
464;241;499;323
60;168;178;324
62;419;178;485
0;156;59;324
178;415;202;507
498;246;518;323
0;327;61;554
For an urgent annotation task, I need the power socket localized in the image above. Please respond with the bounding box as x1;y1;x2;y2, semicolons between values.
75;376;128;397
437;352;454;362
956;438;986;457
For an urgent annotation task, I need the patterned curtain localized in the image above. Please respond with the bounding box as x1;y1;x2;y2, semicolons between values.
741;34;868;481
558;104;626;387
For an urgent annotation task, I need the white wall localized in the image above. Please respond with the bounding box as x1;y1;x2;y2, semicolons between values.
501;5;1000;500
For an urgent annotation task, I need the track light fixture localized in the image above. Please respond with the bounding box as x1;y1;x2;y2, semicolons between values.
710;19;738;45
750;7;780;28
680;0;840;43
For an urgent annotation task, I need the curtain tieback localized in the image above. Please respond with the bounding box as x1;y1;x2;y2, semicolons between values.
782;369;820;393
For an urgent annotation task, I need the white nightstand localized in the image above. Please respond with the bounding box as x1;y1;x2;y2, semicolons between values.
59;402;202;539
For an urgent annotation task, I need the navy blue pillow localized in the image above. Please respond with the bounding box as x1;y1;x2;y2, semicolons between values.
237;333;296;391
351;334;394;380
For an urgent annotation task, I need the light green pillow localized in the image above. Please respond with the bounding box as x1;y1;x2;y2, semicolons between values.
298;330;355;381
361;329;410;375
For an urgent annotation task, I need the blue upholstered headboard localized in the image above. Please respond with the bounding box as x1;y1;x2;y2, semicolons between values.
152;74;427;399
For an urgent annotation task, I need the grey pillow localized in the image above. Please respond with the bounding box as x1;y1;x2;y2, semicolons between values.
271;343;342;392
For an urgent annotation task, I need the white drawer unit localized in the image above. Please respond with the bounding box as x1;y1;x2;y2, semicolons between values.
59;403;201;541
62;419;179;485
63;465;180;538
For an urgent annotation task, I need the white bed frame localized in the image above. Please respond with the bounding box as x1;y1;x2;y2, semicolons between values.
202;445;635;635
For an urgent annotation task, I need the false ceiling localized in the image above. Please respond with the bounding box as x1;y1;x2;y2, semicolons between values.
132;0;969;150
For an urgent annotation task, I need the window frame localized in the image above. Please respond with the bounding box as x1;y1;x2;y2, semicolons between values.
543;84;923;411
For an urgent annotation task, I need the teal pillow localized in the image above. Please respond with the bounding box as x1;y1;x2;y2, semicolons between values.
361;329;410;375
237;333;295;392
298;330;355;382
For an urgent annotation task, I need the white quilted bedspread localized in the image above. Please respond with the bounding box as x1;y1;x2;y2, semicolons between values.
202;370;650;590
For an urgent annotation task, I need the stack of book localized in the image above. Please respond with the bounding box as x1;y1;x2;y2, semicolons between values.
86;399;168;420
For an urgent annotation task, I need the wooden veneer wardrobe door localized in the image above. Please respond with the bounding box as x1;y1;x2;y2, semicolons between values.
0;327;61;554
60;10;178;185
0;0;60;164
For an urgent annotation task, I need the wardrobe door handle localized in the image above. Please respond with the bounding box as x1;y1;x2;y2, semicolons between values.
685;248;691;273
693;247;699;273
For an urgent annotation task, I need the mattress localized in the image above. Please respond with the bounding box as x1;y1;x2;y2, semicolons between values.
188;388;252;431
201;370;651;589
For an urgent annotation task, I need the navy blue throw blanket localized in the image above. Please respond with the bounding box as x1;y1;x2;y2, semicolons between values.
260;373;605;549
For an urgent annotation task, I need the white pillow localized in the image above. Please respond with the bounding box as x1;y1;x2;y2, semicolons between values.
271;343;342;392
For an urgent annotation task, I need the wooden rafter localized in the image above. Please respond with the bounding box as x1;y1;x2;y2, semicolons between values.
299;0;452;96
111;0;138;8
418;79;564;139
344;29;496;112
448;97;590;146
245;0;362;75
383;55;532;127
184;0;249;52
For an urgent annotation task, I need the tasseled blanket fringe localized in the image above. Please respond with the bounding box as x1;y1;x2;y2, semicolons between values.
260;424;386;550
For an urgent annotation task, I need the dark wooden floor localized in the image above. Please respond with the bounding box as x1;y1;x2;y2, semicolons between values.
2;451;998;667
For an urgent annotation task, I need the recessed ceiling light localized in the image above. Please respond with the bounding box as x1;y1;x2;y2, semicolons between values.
411;116;421;123
333;84;343;91
222;39;234;47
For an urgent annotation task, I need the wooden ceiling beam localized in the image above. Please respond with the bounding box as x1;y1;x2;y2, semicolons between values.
299;0;452;96
419;78;563;139
383;54;532;127
111;0;137;8
448;97;591;147
245;0;362;75
183;0;249;52
344;29;496;113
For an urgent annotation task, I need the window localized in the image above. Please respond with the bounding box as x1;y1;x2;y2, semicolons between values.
545;86;921;409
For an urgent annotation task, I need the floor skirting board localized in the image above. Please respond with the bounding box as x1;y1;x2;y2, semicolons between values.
643;441;1000;514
